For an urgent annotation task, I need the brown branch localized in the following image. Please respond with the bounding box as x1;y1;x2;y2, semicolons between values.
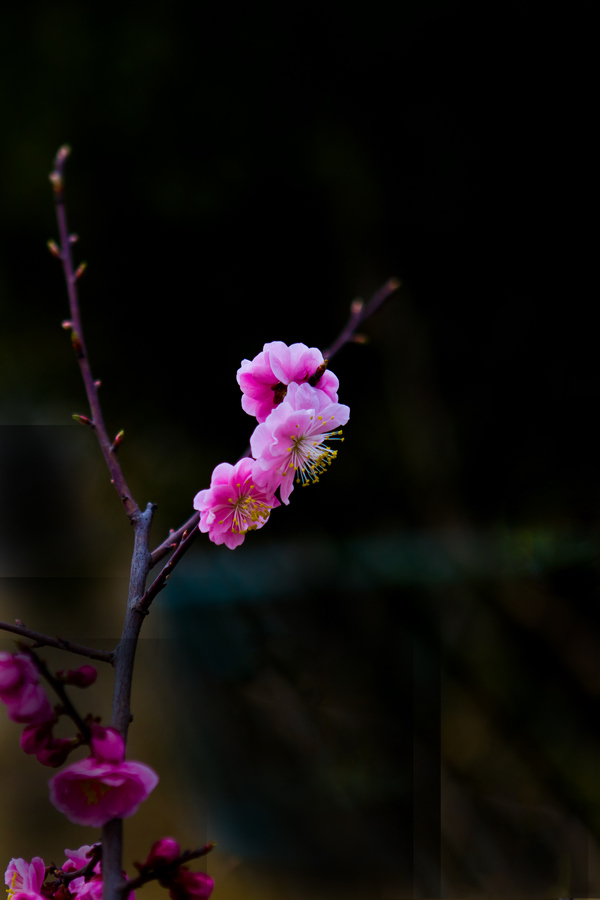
49;146;140;522
0;620;114;663
149;511;200;568
322;276;401;360
138;523;199;613
18;644;92;741
116;845;216;894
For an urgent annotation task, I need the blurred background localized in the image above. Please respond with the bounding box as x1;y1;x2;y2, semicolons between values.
0;1;593;896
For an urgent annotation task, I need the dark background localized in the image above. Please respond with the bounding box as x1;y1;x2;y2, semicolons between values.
0;2;595;897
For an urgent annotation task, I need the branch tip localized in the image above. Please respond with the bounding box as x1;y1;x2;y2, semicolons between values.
350;298;364;315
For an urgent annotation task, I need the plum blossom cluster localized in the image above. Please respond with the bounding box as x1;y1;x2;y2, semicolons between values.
0;652;84;767
0;652;158;826
4;840;213;900
194;341;350;548
135;839;214;900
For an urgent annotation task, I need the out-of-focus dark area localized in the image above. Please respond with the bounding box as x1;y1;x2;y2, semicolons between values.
0;2;593;896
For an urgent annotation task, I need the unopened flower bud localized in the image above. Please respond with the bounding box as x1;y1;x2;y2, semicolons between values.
90;723;125;763
36;737;77;768
20;719;54;755
47;240;61;258
74;261;87;280
59;665;97;688
72;414;92;426
143;837;181;868
168;869;214;900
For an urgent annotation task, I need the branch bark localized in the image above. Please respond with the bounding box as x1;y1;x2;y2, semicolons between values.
0;621;113;663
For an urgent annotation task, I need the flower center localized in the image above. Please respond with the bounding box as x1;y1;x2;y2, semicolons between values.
82;779;112;806
287;427;344;486
228;487;272;534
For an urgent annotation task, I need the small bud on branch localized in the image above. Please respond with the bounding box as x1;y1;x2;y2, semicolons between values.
72;414;93;427
47;240;61;258
73;261;87;281
111;430;125;453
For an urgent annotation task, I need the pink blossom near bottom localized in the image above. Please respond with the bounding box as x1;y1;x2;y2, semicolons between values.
5;858;45;900
194;458;279;549
48;755;159;827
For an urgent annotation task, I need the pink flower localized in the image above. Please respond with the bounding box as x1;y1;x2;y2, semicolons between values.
193;457;280;549
0;653;54;726
250;382;350;504
142;838;181;867
4;682;54;726
0;654;38;698
48;755;159;827
5;858;45;900
61;845;101;875
89;724;125;764
167;869;214;900
237;341;339;422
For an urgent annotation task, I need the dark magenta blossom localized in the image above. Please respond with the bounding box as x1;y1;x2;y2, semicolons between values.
0;653;53;726
251;382;350;504
193;457;280;549
237;341;339;422
167;869;214;900
48;754;159;827
142;838;181;867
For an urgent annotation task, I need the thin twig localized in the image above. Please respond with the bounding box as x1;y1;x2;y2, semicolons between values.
116;845;216;894
49;146;140;522
323;276;401;360
149;511;200;568
50;845;102;885
0;620;114;663
18;644;92;742
138;523;199;612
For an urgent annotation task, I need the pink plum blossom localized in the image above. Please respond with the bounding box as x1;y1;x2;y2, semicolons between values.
250;382;350;504
3;682;54;725
61;845;133;900
193;457;280;549
167;869;214;900
61;844;101;875
237;341;339;422
5;858;45;900
0;653;38;697
48;754;158;827
0;653;54;726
